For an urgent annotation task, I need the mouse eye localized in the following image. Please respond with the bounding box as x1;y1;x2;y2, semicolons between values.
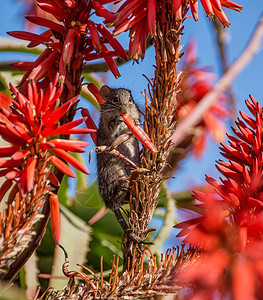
129;97;133;102
113;96;118;102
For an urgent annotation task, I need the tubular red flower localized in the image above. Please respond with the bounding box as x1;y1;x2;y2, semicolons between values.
25;16;65;32
20;157;37;196
62;28;77;67
50;139;89;153
52;148;89;174
81;108;98;144
7;31;52;44
173;0;182;20
91;1;116;23
100;44;121;78
87;20;102;52
49;193;60;243
97;24;128;60
121;113;157;153
147;0;156;34
28;51;59;82
37;2;68;22
49;156;76;178
86;83;105;106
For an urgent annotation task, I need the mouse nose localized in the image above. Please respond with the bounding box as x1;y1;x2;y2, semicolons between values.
120;106;128;114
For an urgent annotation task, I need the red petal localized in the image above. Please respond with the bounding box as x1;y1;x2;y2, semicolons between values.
190;0;199;21
25;16;65;32
52;148;89;174
6;170;21;180
20;157;37;195
37;3;68;22
7;31;52;44
221;0;242;11
91;1;116;23
49;117;87;136
200;0;213;16
28;51;59;82
101;44;120;78
173;0;182;19
62;28;76;66
121;113;157;152
44;96;78;126
28;29;53;48
147;0;156;34
62;128;97;135
81;108;98;143
97;24;127;60
233;258;255;300
48;171;60;187
49;155;76;177
0;159;23;168
49;193;60;243
87;83;105;105
51;139;89;152
10;61;37;70
11;150;29;160
87;21;101;52
0;145;20;158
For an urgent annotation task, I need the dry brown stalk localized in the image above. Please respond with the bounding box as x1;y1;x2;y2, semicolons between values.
122;2;189;268
39;247;194;299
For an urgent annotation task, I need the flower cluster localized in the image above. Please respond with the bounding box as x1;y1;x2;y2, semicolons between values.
0;76;93;200
113;0;242;60
8;0;127;94
176;40;230;158
175;95;263;299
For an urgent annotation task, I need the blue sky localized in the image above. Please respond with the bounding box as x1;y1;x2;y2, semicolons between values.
0;1;262;193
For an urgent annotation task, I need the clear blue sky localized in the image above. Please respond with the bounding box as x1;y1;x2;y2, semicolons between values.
0;1;262;193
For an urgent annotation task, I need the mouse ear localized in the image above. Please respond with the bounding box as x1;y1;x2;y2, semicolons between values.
100;85;112;101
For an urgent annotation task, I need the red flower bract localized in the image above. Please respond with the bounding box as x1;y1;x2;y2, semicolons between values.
0;77;95;199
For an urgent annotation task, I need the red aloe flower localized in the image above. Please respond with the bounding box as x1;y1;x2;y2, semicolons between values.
0;77;95;200
175;95;263;299
121;112;157;153
113;0;242;59
176;40;230;158
0;92;11;122
8;0;127;94
49;193;60;243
